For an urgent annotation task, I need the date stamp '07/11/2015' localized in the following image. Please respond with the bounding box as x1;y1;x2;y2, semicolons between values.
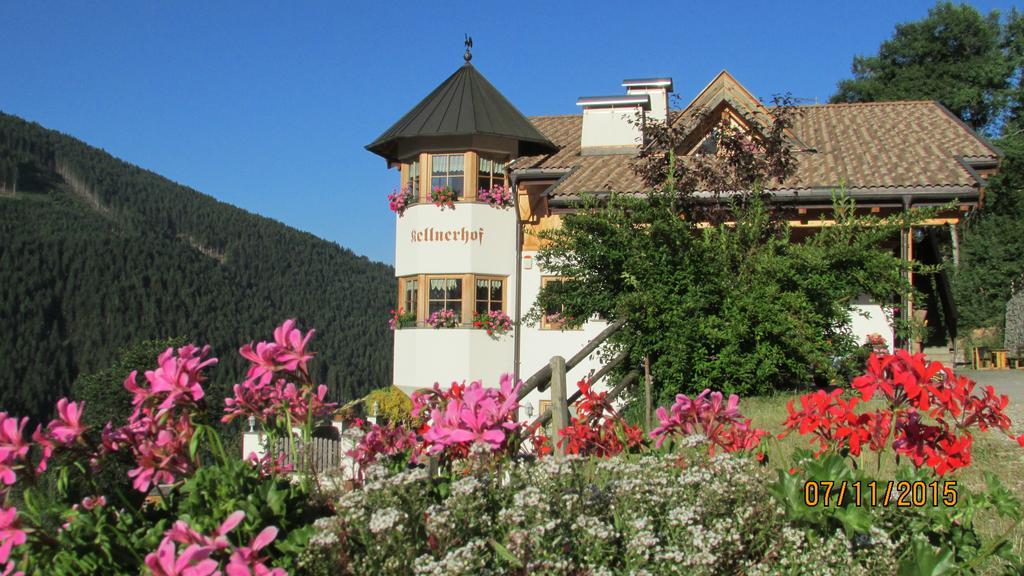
803;480;959;508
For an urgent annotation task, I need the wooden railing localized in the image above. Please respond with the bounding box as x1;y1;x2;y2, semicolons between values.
516;318;627;402
516;317;643;456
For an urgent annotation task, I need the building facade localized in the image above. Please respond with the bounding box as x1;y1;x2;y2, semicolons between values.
367;54;1000;416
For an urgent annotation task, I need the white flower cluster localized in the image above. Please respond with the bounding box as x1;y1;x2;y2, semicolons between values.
368;507;406;534
414;539;493;576
312;452;913;575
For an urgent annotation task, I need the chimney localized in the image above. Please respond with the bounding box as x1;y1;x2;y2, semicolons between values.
575;94;650;155
622;77;673;122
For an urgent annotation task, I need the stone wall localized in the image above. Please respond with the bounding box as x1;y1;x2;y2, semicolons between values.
1006;289;1024;356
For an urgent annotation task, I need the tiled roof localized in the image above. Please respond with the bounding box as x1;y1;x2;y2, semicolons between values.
515;101;1000;199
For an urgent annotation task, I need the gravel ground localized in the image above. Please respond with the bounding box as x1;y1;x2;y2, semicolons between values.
962;369;1024;404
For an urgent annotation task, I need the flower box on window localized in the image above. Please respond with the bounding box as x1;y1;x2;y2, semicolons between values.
388;309;417;330
430;186;457;210
387;186;414;216
542;312;576;330
426;309;459;328
477;184;513;208
472;310;513;337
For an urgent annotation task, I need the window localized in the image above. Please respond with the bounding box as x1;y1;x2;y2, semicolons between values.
428;277;463;320
475;277;504;315
430;154;465;198
694;129;720;155
403;278;419;320
478;157;506;192
397;274;508;326
406;158;420;200
540;276;579;330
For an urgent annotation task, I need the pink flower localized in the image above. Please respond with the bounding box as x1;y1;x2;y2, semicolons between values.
0;415;30;486
144;536;219;576
247;452;294;478
1;560;22;576
148;345;217;412
31;426;53;474
168;511;244;552
421;377;521;455
650;389;764;454
107;345;217;492
225;526;285;576
125;416;196;492
124;345;217;417
80;495;107;510
47;398;86;445
0;415;30;462
239;342;283;386
272;319;315;373
238;320;315;385
0;507;26;564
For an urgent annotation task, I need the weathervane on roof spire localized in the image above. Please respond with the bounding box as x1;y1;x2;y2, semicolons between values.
464;34;473;63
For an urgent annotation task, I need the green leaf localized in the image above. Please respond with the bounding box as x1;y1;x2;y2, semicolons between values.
266;483;287;517
833;505;873;535
489;538;523;568
189;425;203;461
898;540;955;576
983;471;1021;520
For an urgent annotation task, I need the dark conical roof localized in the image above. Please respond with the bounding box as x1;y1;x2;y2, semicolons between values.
366;63;558;163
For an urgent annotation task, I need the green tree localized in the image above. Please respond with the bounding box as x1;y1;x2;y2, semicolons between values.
71;337;187;428
831;2;1014;132
832;4;1024;334
0;110;395;422
532;188;921;401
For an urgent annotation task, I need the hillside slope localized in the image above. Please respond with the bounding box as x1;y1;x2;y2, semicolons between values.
0;111;394;420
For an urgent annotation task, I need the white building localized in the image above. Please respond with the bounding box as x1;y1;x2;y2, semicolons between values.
366;49;999;413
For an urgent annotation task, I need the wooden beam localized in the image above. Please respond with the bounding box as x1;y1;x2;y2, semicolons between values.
549;356;568;458
530;350;630;428
786;217;963;228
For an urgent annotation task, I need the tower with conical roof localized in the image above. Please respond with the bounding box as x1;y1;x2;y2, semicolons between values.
367;43;556;394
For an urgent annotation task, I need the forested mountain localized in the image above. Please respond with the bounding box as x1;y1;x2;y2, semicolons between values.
0;111;395;421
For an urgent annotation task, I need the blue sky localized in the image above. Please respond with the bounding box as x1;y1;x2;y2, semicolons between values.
1;1;1018;264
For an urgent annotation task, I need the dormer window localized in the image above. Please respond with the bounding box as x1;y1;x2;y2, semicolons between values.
430;154;465;198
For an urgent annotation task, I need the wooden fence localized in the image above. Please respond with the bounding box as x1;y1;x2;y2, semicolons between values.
268;436;348;472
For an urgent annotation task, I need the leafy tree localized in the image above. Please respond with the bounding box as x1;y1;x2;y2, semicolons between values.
832;4;1024;334
530;104;923;400
831;2;1014;132
71;337;187;428
532;189;921;401
954;145;1024;329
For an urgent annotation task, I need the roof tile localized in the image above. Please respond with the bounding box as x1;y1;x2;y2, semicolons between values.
517;101;998;198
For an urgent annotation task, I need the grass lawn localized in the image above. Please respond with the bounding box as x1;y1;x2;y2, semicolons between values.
741;384;1024;573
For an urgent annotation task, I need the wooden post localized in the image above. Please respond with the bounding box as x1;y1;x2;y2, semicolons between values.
949;222;960;269
549;356;568;457
906;226;915;352
643;356;653;432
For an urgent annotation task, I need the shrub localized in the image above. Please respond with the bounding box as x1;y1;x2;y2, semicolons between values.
1;319;335;575
363;386;414;427
532;193;926;400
